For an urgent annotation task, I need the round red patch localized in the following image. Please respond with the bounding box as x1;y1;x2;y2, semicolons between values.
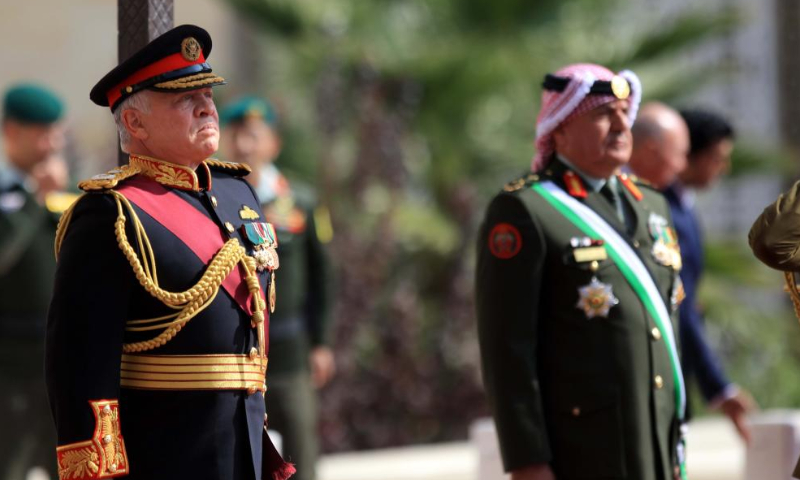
488;223;522;259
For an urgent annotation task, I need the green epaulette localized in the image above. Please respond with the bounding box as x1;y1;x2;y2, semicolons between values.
503;172;540;192
205;159;251;176
627;174;657;191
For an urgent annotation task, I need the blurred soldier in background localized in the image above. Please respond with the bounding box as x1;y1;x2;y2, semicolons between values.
0;83;67;480
630;103;756;444
220;96;334;480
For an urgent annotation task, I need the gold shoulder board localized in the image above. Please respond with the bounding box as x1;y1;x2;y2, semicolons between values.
78;164;141;192
205;159;252;176
503;173;540;192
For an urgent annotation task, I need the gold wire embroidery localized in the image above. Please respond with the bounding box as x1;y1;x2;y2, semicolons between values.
153;74;225;90
56;400;128;480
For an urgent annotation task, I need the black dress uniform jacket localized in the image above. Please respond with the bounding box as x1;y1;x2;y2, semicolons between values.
46;155;282;480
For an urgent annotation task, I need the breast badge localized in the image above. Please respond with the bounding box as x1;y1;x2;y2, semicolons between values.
648;213;682;270
671;276;686;311
488;223;522;259
576;277;619;319
241;222;279;273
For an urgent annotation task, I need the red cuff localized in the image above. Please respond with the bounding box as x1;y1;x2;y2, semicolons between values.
56;399;129;479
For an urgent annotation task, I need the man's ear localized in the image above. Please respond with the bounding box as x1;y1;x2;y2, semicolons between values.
121;108;149;141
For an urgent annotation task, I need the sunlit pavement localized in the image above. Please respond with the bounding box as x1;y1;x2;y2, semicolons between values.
319;416;746;480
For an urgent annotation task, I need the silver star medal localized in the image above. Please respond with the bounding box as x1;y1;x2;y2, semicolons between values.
576;277;619;319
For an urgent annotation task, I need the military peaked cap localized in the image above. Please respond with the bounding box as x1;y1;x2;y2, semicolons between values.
90;24;226;111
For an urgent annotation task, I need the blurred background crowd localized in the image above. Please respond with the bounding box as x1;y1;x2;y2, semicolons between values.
3;0;800;479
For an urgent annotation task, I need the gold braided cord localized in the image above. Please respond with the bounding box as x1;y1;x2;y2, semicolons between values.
51;187;268;359
153;74;225;90
784;272;800;326
104;190;266;354
54;194;85;259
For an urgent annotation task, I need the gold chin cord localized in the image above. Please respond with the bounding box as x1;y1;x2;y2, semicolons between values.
54;191;268;362
784;271;800;325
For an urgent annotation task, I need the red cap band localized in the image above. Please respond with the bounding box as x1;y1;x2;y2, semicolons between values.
106;51;207;108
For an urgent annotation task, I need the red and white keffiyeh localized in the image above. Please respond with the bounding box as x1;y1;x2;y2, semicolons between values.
532;63;641;171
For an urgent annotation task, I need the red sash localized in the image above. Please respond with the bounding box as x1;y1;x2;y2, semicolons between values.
117;177;264;317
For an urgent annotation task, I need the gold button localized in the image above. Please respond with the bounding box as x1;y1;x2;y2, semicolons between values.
125;86;132;93
654;375;664;389
571;406;581;417
651;327;662;340
225;221;235;233
109;463;118;473
633;240;640;248
249;347;258;360
103;405;112;414
211;196;218;208
590;260;599;272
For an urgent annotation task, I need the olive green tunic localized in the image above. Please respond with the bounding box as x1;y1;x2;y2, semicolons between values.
476;160;683;480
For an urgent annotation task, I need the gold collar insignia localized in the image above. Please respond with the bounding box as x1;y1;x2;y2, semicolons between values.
129;154;209;191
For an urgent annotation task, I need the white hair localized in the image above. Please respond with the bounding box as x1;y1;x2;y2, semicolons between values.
113;91;151;153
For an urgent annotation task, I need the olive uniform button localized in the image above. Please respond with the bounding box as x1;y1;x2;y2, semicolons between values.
633;240;640;248
571;406;581;417
654;375;664;389
211;195;218;208
651;327;662;341
225;221;235;233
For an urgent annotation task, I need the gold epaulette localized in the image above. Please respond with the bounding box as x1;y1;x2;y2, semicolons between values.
628;174;653;188
503;172;540;192
45;191;81;214
77;164;142;192
205;159;251;176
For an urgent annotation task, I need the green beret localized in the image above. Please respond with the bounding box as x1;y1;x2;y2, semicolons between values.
3;83;65;124
219;96;277;127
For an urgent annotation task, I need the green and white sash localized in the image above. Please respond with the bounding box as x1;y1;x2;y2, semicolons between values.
533;181;688;479
532;180;685;417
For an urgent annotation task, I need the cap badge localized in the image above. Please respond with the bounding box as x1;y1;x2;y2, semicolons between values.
611;75;630;100
181;37;202;62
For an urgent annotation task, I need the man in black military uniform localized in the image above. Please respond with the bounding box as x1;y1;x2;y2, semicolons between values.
45;25;293;480
476;63;687;480
219;97;334;480
0;83;68;480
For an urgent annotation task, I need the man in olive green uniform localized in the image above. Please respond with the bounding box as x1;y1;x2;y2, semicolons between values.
0;83;69;480
220;97;334;480
476;64;687;480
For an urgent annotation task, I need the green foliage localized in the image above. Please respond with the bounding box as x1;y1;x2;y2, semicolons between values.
220;0;754;452
694;240;799;412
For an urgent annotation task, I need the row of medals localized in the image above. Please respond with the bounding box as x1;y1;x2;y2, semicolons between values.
575;213;682;320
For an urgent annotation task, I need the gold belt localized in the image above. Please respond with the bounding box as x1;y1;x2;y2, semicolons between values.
120;354;267;393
